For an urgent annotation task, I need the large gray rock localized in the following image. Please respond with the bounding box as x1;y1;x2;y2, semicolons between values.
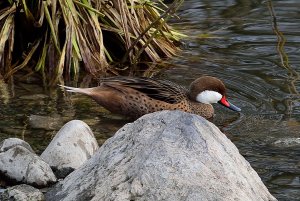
0;184;44;201
45;111;276;201
41;120;99;178
0;145;56;187
0;138;34;153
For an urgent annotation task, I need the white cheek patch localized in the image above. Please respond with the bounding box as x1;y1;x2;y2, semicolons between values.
196;90;222;104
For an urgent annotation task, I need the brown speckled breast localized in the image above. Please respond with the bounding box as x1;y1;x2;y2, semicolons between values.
189;102;214;119
122;92;192;119
120;89;215;119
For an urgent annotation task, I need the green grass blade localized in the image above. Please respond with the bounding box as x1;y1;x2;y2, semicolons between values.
73;0;105;17
0;14;14;62
36;32;49;71
43;1;61;54
4;40;40;78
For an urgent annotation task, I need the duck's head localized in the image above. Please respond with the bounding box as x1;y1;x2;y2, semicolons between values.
189;76;241;112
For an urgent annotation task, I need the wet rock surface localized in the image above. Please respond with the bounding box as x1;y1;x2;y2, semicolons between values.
45;111;277;201
272;138;300;147
0;145;56;187
0;184;44;201
40;120;99;178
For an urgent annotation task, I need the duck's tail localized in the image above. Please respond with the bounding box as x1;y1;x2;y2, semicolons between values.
58;85;91;95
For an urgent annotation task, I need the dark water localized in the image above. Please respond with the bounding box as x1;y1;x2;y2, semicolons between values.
167;0;300;200
0;0;300;200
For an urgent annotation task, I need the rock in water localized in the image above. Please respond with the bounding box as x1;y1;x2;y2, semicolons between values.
45;111;277;201
41;120;99;178
28;114;64;130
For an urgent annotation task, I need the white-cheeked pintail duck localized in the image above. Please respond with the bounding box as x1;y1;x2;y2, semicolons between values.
60;76;241;119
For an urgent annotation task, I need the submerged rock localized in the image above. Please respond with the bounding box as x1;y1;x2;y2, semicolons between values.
19;94;48;100
41;120;99;178
0;138;34;153
0;145;56;187
45;111;276;201
272;138;300;147
28;114;64;130
0;184;44;201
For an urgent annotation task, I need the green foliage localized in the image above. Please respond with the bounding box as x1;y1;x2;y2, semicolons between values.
0;0;183;85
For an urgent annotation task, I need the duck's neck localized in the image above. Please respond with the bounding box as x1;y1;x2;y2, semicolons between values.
189;102;214;119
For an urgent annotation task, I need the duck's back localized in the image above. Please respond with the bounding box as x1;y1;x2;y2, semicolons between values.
98;77;191;118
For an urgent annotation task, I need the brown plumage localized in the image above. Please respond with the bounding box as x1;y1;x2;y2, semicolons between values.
60;76;241;119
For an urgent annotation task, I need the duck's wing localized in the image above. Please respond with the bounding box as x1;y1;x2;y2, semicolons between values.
99;76;188;104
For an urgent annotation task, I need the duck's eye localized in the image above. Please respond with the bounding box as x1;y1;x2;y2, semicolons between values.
196;90;222;104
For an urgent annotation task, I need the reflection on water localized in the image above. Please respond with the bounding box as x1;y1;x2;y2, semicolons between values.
0;0;300;200
166;0;300;200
